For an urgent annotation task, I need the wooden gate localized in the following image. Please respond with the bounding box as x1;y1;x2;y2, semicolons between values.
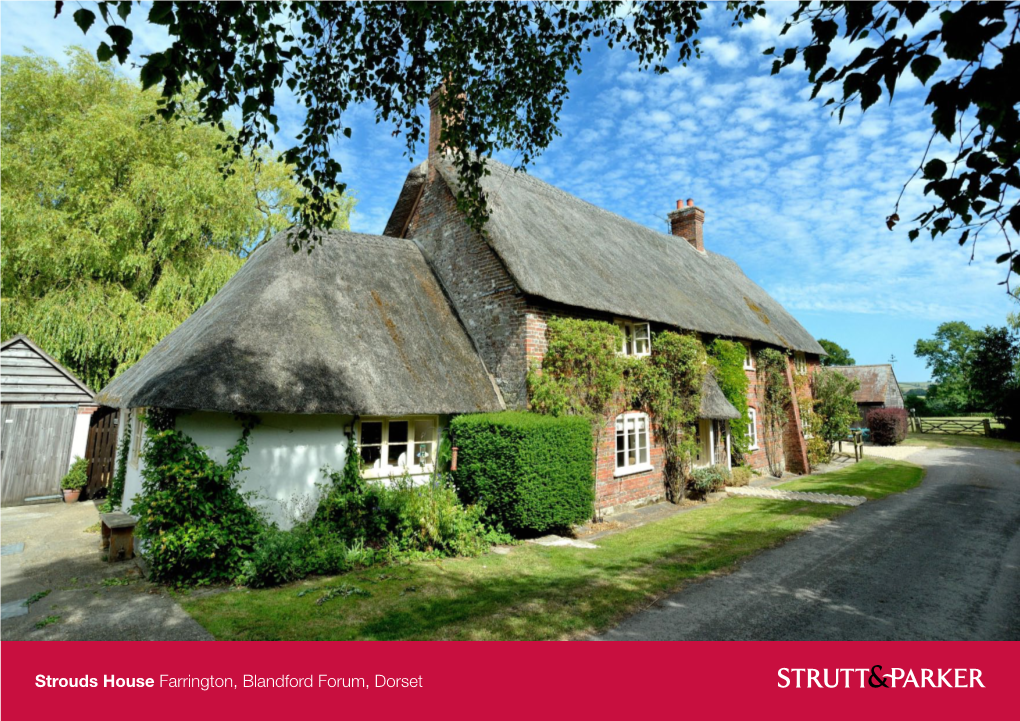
0;404;78;505
85;407;119;498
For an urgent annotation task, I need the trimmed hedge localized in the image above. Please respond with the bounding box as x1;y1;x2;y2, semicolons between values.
450;412;594;535
867;407;908;445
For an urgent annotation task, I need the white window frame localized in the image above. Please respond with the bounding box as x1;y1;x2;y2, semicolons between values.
616;320;651;358
747;408;759;450
794;351;807;375
743;342;755;370
614;412;652;477
357;416;439;479
129;409;145;468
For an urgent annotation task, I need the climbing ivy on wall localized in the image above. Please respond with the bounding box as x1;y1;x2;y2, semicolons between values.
707;339;751;463
528;316;627;519
755;348;791;477
634;331;706;503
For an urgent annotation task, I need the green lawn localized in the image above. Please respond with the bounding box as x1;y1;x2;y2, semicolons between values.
902;432;1020;452
775;457;925;499
182;459;924;641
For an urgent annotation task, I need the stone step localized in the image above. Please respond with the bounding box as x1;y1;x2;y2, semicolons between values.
724;486;866;506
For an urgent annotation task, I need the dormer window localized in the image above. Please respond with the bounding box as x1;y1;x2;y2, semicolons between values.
743;342;755;370
617;321;651;357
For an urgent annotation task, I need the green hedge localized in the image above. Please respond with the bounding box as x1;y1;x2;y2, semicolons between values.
450;411;594;535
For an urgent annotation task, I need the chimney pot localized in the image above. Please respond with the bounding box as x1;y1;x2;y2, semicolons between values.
676;199;683;209
687;198;695;207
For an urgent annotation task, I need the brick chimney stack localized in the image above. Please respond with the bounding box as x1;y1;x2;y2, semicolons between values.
428;86;443;158
668;198;705;252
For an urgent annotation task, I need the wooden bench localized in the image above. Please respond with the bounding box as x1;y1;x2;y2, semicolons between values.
100;512;137;562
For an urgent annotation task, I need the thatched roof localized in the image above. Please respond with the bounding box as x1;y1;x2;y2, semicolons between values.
96;231;504;415
830;365;904;407
386;158;824;355
699;371;741;420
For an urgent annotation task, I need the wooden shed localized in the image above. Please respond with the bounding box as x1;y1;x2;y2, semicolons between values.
1;335;95;505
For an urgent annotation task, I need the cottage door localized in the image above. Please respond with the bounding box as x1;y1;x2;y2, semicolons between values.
713;420;729;466
84;407;118;498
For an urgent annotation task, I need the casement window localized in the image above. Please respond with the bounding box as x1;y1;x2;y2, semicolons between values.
794;351;807;375
743;342;755;370
747;408;759;450
357;416;438;478
617;321;651;357
615;412;652;476
129;409;144;467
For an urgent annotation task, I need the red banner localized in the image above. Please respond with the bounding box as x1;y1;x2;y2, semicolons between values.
1;641;1015;718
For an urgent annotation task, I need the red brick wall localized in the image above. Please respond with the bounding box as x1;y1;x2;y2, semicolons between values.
595;409;665;513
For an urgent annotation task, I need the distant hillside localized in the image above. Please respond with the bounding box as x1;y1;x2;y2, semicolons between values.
899;381;930;397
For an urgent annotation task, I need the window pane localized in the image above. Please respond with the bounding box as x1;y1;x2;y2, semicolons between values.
388;421;408;466
414;419;434;443
360;444;381;469
634;324;650;354
361;421;382;446
627;426;638;465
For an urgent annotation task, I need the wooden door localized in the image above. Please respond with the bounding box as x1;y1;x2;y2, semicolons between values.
85;407;119;498
713;420;729;466
1;404;77;505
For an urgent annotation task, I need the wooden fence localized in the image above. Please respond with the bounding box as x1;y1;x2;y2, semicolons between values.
910;417;991;436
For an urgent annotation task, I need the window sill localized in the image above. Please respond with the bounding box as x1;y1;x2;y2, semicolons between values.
362;465;434;480
748;445;760;451
614;462;654;478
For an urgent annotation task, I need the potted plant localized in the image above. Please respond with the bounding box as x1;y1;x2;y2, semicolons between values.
61;457;88;503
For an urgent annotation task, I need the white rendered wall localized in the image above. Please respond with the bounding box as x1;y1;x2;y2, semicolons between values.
67;409;91;469
118;411;450;529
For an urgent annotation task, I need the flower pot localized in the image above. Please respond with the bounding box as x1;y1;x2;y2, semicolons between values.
63;489;81;503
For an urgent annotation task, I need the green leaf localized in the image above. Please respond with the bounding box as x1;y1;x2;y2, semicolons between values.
923;158;948;180
995;251;1015;264
96;42;114;62
909;55;941;85
762;46;775;56
148;3;175;25
73;8;95;34
140;60;163;91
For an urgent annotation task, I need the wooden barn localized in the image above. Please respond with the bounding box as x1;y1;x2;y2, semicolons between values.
0;335;100;506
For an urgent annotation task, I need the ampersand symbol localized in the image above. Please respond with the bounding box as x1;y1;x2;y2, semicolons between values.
869;665;889;688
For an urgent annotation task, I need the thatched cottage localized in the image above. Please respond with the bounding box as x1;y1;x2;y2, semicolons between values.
96;98;825;523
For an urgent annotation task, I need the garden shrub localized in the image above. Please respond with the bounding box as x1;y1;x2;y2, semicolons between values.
236;526;302;589
688;464;731;497
380;472;506;556
132;412;265;586
61;456;88;490
451;411;595;535
867;408;908;445
313;440;388;544
729;465;754;487
806;435;832;466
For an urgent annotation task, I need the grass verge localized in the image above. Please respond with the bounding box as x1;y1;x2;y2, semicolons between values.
775;457;924;499
182;459;923;641
901;432;1019;452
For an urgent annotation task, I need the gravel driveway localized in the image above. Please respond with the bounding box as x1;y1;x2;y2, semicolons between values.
1;501;210;641
599;446;1020;640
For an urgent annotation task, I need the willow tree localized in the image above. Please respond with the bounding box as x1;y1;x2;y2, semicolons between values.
1;49;354;390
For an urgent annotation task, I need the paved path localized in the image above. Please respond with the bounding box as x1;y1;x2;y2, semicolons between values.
599;446;1020;640
1;501;211;641
725;486;866;506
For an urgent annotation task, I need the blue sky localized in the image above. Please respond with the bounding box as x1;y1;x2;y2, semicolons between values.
2;1;1015;381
